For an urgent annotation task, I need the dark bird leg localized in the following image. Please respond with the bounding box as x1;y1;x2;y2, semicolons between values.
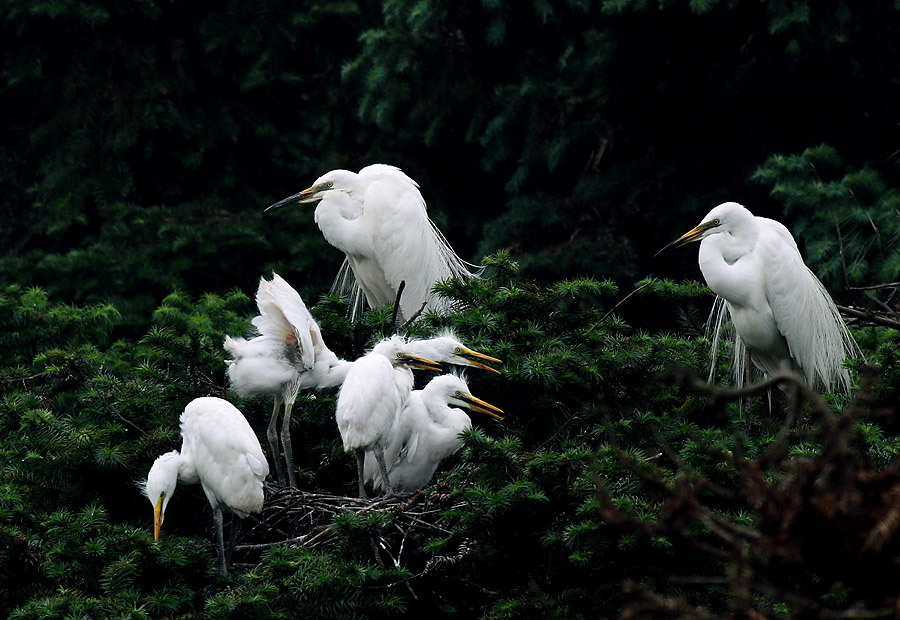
743;348;753;432
355;448;368;499
212;503;228;574
373;443;395;497
281;399;297;488
267;394;286;485
226;512;240;570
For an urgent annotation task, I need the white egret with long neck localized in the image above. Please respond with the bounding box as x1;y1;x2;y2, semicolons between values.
658;202;860;392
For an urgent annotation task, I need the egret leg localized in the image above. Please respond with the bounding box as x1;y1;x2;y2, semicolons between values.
267;394;286;485
743;349;753;432
355;448;367;500
373;444;395;497
281;400;297;488
212;503;228;574
226;512;240;570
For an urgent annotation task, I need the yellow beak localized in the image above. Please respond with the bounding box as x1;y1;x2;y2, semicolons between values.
459;348;503;374
460;393;505;420
400;353;444;373
265;186;320;211
153;496;164;541
654;220;717;257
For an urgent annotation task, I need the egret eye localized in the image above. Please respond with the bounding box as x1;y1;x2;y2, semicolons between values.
711;218;720;226
454;347;463;355
325;181;334;189
455;391;463;398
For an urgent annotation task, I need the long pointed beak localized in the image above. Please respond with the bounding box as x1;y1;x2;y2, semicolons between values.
460;393;505;420
265;187;319;212
459;348;503;374
654;221;715;257
153;497;164;541
401;354;444;373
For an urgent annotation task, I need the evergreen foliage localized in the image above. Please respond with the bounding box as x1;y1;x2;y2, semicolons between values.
2;1;900;618
1;254;898;618
753;145;900;295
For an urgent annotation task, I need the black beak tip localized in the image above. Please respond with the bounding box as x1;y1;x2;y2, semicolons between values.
654;241;675;258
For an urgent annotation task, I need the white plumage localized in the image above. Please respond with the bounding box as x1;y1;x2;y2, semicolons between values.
143;396;268;573
660;202;860;392
224;273;333;487
266;164;479;322
223;275;504;496
335;336;442;498
365;373;504;494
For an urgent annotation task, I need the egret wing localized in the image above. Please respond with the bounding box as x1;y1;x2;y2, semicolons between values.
180;398;268;516
360;166;478;321
335;355;403;451
759;219;857;392
267;274;319;369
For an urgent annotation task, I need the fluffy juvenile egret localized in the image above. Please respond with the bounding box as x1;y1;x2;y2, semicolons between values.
657;202;860;392
225;276;502;487
265;164;479;322
365;373;504;494
224;274;326;487
143;397;268;574
335;336;442;499
405;331;503;375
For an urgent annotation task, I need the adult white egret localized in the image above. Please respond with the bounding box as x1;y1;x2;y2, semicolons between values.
143;397;268;574
657;202;860;392
365;373;504;494
335;336;443;499
265;164;479;322
224;273;328;487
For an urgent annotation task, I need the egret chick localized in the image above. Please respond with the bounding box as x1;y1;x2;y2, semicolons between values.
405;331;503;374
143;397;268;574
265;164;479;322
224;273;323;487
335;336;442;499
366;373;504;494
658;202;860;392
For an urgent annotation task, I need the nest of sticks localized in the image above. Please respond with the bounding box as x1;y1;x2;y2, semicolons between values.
234;483;472;579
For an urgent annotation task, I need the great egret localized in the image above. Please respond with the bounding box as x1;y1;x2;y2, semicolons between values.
657;202;860;392
143;397;268;574
224;274;330;487
335;336;442;499
365;373;504;494
265;164;479;322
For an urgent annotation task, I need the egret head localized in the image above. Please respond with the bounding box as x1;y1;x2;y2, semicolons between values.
408;332;503;373
143;451;180;541
265;169;358;211
372;335;443;372
655;202;750;256
426;373;505;420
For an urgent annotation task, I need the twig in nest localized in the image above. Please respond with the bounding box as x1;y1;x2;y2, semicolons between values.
838;304;900;330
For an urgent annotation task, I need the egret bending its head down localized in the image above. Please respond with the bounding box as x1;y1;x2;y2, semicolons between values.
365;373;504;494
265;164;479;322
335;336;442;499
143;397;268;574
658;202;860;393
